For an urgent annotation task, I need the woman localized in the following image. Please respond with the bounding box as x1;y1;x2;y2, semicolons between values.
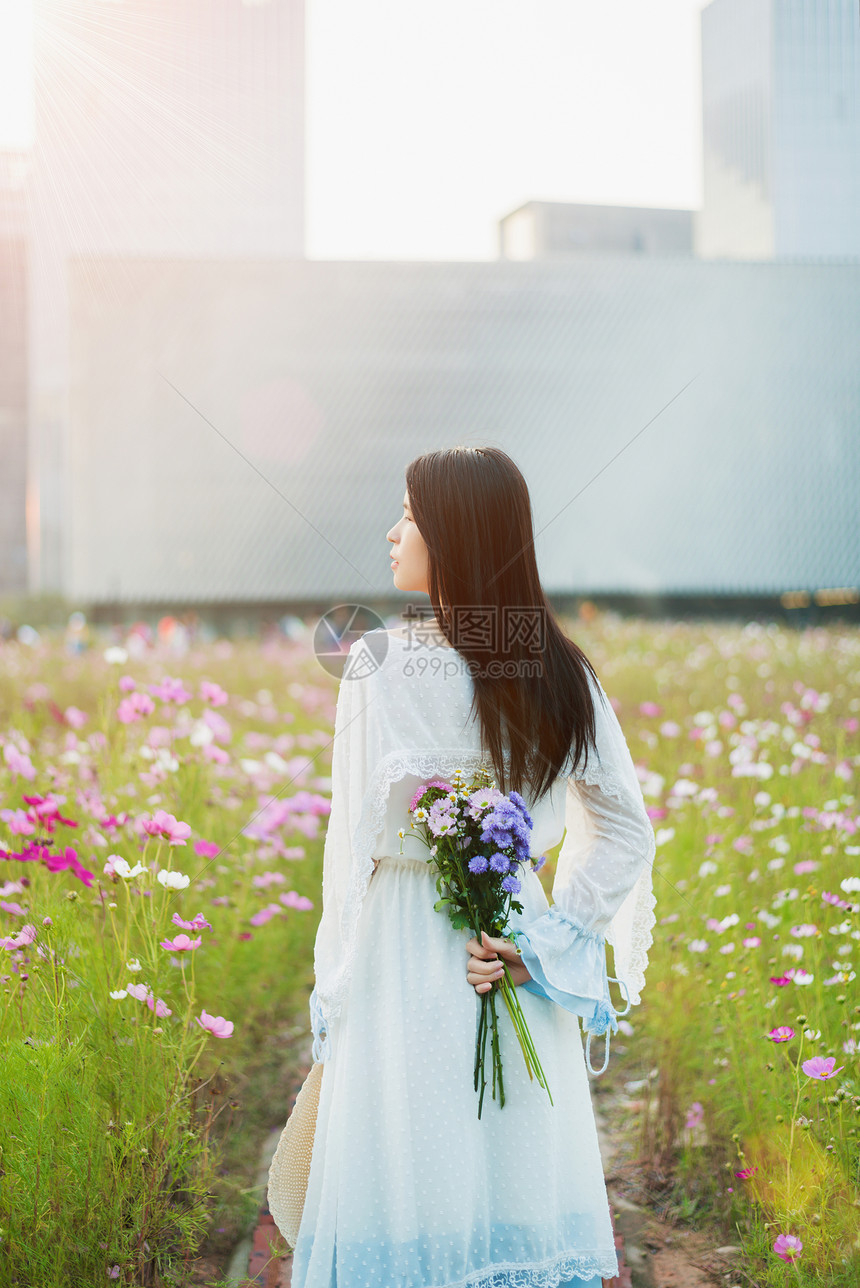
274;445;656;1288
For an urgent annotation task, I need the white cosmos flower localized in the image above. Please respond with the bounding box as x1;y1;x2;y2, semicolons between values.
107;856;147;880
156;869;191;889
109;989;128;1000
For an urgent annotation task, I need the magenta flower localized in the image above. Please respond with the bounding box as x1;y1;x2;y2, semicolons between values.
801;1056;845;1081
196;1009;234;1038
768;1026;795;1043
773;1233;802;1263
140;809;192;845
159;933;202;952
734;1166;758;1180
769;975;792;987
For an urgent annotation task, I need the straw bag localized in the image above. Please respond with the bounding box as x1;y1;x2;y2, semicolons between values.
267;1061;323;1248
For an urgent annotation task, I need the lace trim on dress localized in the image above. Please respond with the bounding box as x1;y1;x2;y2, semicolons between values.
323;748;501;1024
438;1247;619;1288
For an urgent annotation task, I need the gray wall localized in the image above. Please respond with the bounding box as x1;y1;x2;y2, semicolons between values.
67;257;860;604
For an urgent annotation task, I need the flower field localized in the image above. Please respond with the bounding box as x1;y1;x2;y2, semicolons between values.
0;612;858;1286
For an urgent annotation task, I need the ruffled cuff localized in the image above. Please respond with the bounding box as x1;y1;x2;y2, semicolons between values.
309;987;331;1063
514;906;631;1075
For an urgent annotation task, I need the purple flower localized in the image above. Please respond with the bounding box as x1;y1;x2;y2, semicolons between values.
500;875;521;895
508;790;534;829
773;1233;802;1263
801;1055;845;1081
468;855;489;875
532;854;547;873
489;852;510;874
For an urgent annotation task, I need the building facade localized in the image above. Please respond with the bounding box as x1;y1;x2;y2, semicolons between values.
27;0;305;595
0;150;29;595
697;0;860;259
66;257;860;606
499;201;693;260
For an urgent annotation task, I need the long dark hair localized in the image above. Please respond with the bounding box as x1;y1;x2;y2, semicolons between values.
404;445;602;804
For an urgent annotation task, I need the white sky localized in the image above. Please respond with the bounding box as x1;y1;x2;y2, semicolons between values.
0;0;710;260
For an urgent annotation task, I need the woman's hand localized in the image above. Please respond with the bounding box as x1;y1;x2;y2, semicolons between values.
465;930;533;994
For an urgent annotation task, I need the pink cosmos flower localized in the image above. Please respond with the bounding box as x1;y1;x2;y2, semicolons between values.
0;923;38;951
279;890;314;911
140;809;192;845
1;808;36;836
409;780;452;812
22;794;77;832
742;936;761;948
734;1167;758;1180
3;744;36;780
148;677;192;704
249;904;282;926
768;1026;795;1043
199;680;229;707
145;993;172;1018
801;1056;845;1081
822;891;852;909
793;859;818;874
789;923;818;938
196;1009;234;1038
126;982;150;1001
194;840;220;859
159;933;202;952
769;975;792;987
64;706;88;729
172;912;212;932
773;1234;802;1263
42;845;95;887
638;701;661;717
117;691;156;724
118;675;137;691
683;1101;704;1129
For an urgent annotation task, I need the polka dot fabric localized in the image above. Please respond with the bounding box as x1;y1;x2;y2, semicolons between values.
287;853;620;1288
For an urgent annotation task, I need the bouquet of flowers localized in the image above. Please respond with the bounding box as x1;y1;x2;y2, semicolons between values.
399;766;553;1118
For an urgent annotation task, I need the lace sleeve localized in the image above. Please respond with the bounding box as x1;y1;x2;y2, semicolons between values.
515;671;656;1073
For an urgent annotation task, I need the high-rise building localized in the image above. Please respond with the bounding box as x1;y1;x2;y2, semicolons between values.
0;150;29;595
28;0;305;593
697;0;860;259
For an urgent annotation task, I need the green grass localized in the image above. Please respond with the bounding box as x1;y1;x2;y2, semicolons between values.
0;612;858;1285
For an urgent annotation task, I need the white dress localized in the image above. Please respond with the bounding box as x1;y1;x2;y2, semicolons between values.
273;627;657;1288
